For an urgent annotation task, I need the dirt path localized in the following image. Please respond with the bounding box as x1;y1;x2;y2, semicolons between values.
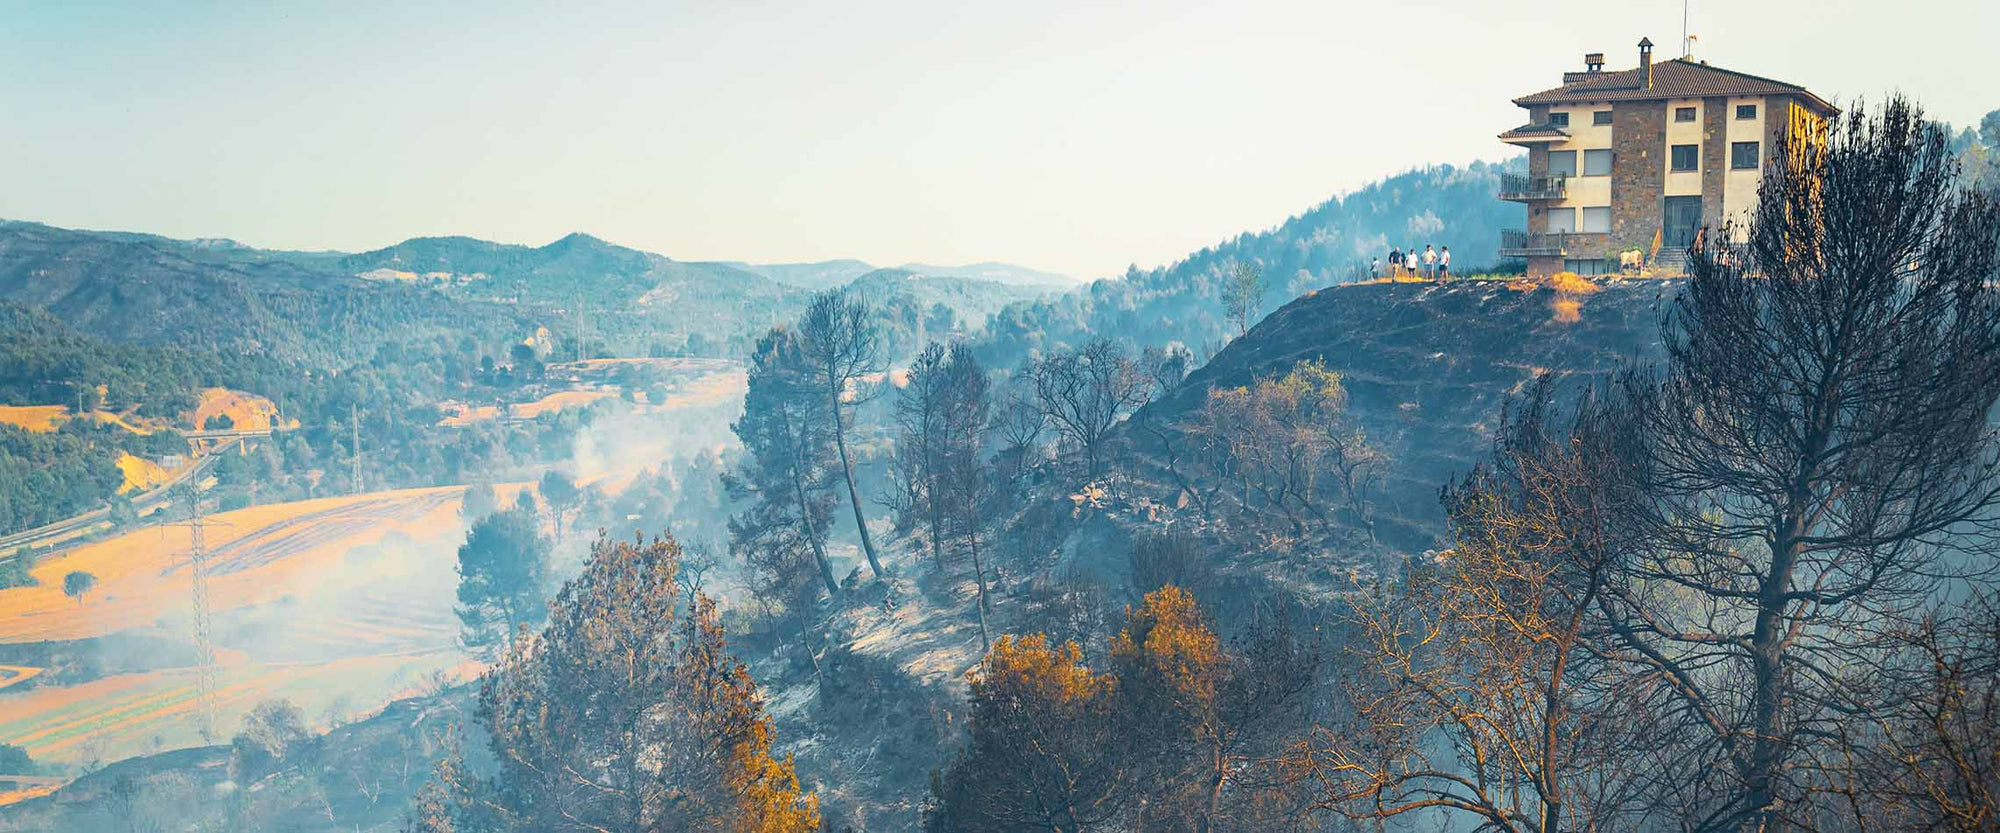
0;665;43;692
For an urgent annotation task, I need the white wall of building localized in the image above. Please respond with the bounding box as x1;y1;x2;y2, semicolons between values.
1723;95;1768;239
1663;97;1704;197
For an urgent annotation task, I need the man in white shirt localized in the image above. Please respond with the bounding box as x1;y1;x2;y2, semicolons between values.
1439;246;1451;280
1422;245;1437;278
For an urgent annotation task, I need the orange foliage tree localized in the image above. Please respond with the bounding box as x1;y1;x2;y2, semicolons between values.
927;585;1317;832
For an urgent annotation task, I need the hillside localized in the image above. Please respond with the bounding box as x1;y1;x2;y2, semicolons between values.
1133;276;1677;550
893;261;1075;288
843;268;1056;329
977;161;1525;365
731;259;1076;291
0;222;527;367
725;259;880;291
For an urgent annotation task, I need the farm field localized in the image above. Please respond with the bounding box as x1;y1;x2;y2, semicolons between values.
0;360;747;793
0;486;476;774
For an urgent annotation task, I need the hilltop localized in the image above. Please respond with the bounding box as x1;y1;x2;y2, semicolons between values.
1134;276;1676;549
976;161;1526;366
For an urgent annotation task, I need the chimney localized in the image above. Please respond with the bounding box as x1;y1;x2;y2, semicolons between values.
1638;37;1654;89
1585;52;1604;73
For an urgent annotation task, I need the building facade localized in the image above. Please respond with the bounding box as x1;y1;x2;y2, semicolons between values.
1498;38;1835;276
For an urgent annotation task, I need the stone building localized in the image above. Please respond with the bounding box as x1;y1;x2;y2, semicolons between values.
1497;38;1835;276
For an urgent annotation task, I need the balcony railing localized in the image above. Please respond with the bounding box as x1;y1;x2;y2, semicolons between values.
1498;173;1568;201
1499;230;1571;258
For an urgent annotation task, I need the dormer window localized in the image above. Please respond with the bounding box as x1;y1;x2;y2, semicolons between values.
1550;112;1570;128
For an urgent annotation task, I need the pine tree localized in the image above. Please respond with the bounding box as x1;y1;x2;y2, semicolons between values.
418;534;819;832
727;326;840;596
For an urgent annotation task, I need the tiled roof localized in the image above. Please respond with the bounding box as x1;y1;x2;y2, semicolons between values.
1498;122;1568;139
1514;57;1836;114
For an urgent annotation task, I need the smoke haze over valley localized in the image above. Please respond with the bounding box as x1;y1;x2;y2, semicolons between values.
4;3;2000;831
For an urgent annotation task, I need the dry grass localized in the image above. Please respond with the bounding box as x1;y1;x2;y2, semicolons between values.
1547;271;1603;295
0;485;484;767
189;388;288;431
0;486;465;643
0;405;67;433
115;452;171;495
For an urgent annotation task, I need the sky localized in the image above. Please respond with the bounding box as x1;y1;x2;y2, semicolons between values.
2;0;1994;281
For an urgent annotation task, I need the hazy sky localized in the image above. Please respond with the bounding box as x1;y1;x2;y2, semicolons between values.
3;1;1993;279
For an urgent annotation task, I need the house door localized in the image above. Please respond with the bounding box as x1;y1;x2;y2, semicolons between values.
1663;196;1703;249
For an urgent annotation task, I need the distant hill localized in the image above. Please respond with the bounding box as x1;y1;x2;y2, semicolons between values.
723;259;878;291
843;268;1056;330
894;261;1076;288
976;161;1525;364
730;259;1076;292
0;221;528;366
0;222;1074;365
337;232;801;357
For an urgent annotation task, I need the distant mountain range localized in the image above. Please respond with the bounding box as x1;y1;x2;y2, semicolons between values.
724;259;1077;291
0;222;1063;364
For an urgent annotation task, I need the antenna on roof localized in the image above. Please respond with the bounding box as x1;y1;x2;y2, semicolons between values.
1682;0;1694;57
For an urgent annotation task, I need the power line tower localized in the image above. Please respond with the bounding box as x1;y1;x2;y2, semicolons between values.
166;484;222;742
350;401;363;495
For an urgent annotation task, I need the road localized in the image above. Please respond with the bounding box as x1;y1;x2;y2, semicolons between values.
0;438;238;560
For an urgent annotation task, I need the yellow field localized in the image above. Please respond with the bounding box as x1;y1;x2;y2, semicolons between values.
115;452;171;494
0;405;67;433
0;484;487;768
438;389;617;426
515;389;617;418
0;486;465;644
189;387;289;431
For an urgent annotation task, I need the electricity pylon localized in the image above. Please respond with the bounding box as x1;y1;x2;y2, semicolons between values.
166;484;225;742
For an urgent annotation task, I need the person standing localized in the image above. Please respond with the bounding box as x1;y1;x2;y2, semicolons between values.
1422;244;1437;279
1389;247;1402;275
1438;246;1451;281
1371;256;1381;278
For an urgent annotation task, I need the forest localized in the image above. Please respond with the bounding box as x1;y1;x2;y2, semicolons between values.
5;99;2000;833
392;99;2000;832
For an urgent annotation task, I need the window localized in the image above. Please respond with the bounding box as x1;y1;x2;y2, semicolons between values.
1583;149;1613;176
1736;103;1758;120
1546;207;1578;234
1549;111;1570;127
1566;258;1614;276
1671;144;1699;172
1581;206;1611;233
1675;106;1697;122
1593;110;1613;126
1731;141;1760;170
1548;150;1578;178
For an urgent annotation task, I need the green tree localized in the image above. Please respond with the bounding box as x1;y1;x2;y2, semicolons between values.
107;494;138;529
453;507;548;656
727;327;840;597
797;291;887;578
537;469;581;540
414;534;820;832
1220;261;1266;337
62;570;97;606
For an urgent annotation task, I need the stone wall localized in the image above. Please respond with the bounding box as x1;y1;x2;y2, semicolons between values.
1610;100;1666;254
1701;96;1728;227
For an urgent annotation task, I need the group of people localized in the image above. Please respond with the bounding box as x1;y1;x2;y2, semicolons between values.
1374;244;1450;280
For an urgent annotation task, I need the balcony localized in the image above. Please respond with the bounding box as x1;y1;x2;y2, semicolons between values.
1499;230;1571;258
1498;173;1568;202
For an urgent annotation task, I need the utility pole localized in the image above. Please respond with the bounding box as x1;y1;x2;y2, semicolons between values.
167;485;221;742
350;402;363;495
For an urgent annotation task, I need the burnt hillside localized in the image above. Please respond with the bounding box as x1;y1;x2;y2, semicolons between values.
1137;277;1681;548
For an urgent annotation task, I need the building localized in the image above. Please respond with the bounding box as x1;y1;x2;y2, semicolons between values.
1497;38;1835;276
